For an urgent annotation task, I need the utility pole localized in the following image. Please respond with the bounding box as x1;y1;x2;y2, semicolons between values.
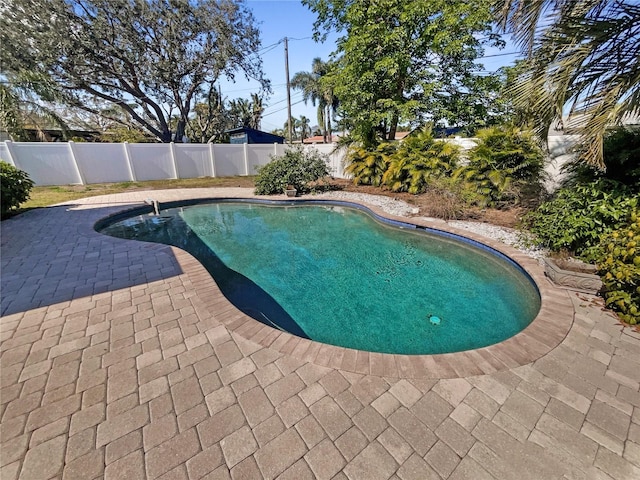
284;37;293;144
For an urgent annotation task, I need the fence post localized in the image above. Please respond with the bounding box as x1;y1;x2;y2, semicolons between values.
3;140;18;168
169;142;179;179
123;142;137;181
67;141;86;185
208;142;217;177
274;142;278;157
243;143;249;176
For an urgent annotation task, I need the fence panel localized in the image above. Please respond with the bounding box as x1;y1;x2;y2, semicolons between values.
274;144;287;158
246;144;275;175
74;143;132;183
174;144;212;178
212;144;246;176
0;143;13;166
128;144;175;181
304;144;346;178
11;143;80;185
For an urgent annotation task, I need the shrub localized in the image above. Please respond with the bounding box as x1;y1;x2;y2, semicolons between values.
416;177;474;220
1;161;34;216
254;146;330;195
561;127;640;189
344;143;396;186
382;128;460;194
454;125;546;207
522;180;637;257
595;203;640;325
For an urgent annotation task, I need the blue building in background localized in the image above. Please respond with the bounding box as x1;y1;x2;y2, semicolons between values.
227;127;285;144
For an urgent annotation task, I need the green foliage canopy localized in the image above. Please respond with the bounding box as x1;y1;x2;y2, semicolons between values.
1;0;268;143
303;0;503;145
523;180;638;257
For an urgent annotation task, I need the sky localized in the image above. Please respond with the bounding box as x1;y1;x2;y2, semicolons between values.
220;0;523;133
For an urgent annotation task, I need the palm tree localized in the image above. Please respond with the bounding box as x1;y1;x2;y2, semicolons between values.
283;119;299;141
299;115;311;141
250;93;264;130
496;0;640;169
228;98;252;128
291;58;339;143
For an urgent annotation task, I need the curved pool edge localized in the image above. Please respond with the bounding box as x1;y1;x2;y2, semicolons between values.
95;193;574;379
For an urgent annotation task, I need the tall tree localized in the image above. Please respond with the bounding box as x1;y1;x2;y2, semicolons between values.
299;115;312;140
250;93;265;130
496;0;640;168
303;0;501;145
228;94;264;130
187;84;228;143
291;57;339;142
1;0;269;142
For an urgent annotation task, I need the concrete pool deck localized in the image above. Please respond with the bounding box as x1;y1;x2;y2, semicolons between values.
1;188;639;479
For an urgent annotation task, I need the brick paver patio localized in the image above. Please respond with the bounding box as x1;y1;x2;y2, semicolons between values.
1;188;639;479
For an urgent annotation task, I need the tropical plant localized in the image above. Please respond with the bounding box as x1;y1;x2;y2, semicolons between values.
383;129;460;194
522;180;638;257
454;125;546;206
254;146;330;195
496;0;640;169
299;116;312;141
595;204;640;325
344;143;397;186
1;161;34;217
561;127;640;189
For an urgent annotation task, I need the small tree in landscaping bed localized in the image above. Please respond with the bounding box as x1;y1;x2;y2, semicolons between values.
1;161;34;217
254;145;330;195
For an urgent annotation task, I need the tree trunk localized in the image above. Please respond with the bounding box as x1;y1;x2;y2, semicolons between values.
174;118;187;143
326;105;332;143
160;129;172;142
388;113;398;142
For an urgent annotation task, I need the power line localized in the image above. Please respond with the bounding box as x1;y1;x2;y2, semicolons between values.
262;98;306;117
479;51;520;58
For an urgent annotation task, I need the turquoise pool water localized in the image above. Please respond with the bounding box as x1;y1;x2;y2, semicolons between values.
100;201;540;354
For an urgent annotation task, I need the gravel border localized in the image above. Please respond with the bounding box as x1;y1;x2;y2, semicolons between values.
317;191;547;259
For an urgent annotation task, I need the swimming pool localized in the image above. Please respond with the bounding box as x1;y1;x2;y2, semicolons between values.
99;200;541;355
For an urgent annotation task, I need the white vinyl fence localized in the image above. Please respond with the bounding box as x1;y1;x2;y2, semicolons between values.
0;137;577;189
0;141;348;186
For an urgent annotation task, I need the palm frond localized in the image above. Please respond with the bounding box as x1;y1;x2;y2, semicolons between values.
498;0;640;168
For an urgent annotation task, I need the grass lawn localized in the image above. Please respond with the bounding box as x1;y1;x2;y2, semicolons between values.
21;176;257;209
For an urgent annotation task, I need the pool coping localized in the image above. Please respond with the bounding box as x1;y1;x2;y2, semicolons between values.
97;193;575;379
